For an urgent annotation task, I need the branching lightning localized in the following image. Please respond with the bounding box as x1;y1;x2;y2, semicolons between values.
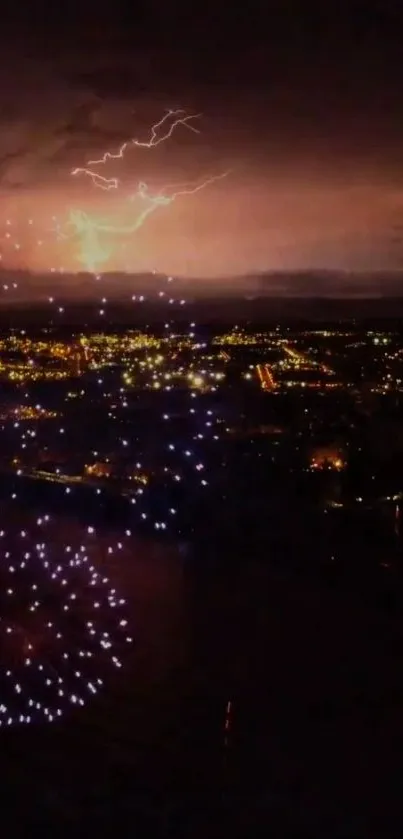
66;109;228;272
70;171;119;192
71;110;202;192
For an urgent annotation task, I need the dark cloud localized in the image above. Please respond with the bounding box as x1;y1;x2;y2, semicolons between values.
0;55;102;188
68;69;149;100
57;102;103;135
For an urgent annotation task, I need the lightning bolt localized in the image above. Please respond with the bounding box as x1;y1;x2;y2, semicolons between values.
71;110;201;191
131;109;201;148
64;109;228;272
70;170;119;191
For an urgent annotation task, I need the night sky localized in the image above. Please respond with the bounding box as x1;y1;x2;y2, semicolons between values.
1;1;403;285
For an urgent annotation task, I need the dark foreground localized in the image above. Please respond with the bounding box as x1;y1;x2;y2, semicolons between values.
1;540;403;838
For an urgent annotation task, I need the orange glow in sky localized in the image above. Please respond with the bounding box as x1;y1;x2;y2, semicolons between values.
1;176;402;279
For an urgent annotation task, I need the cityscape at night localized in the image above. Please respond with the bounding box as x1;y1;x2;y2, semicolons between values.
2;306;403;569
6;295;403;829
4;0;403;835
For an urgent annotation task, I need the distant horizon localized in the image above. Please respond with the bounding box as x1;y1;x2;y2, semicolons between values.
0;266;402;303
3;266;403;279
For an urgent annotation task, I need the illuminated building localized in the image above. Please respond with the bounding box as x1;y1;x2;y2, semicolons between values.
310;446;346;471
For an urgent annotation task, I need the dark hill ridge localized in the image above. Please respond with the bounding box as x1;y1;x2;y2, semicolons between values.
0;268;403;302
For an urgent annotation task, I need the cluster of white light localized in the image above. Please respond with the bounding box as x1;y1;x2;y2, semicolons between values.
0;217;188;311
0;522;133;727
5;377;222;534
0;271;227;538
